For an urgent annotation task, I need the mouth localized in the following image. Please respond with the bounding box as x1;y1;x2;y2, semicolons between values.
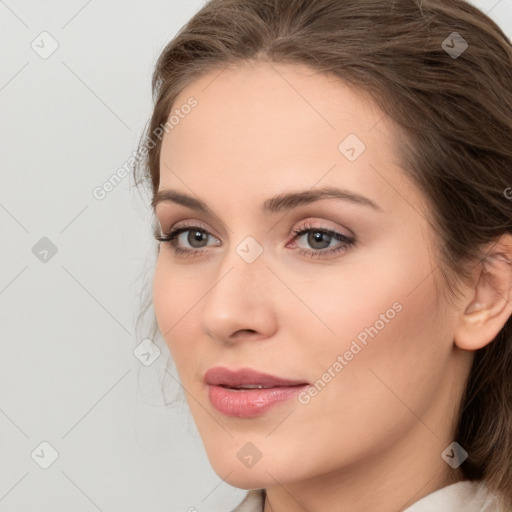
218;383;303;390
204;366;309;388
204;366;309;418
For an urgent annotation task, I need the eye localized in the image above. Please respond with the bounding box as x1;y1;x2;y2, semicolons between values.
154;220;356;259
155;222;220;257
288;220;355;258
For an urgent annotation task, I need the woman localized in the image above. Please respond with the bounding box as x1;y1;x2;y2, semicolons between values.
133;0;512;510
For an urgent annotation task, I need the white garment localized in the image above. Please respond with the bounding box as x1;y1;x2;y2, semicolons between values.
230;479;505;512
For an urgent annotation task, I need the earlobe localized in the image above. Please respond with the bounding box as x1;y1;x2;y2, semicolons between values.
454;236;512;352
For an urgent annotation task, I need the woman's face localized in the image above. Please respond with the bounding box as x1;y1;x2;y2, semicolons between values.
152;61;472;490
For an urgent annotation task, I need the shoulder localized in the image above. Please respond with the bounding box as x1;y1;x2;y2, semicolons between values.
404;479;505;512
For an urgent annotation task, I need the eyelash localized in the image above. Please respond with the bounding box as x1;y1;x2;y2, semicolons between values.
154;220;355;259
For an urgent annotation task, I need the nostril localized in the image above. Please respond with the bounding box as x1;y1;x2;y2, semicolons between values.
231;329;257;339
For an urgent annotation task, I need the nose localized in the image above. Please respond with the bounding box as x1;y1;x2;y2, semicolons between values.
200;245;278;344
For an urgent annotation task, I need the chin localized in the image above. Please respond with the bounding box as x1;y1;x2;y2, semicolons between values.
209;451;304;491
218;470;271;490
204;451;273;487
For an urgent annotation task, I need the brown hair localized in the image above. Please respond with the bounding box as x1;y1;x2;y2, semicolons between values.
133;0;512;507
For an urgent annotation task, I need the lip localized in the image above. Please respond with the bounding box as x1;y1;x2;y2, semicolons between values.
204;366;308;388
204;366;309;418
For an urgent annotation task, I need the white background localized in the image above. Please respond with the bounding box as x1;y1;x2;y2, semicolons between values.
1;1;511;511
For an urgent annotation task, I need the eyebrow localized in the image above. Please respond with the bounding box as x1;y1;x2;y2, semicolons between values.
151;186;382;214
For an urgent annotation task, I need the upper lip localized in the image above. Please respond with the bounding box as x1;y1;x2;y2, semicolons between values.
204;367;309;388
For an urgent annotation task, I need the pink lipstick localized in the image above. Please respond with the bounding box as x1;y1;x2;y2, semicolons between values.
204;367;309;418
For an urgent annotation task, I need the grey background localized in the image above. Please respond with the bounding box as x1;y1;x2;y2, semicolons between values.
1;1;511;511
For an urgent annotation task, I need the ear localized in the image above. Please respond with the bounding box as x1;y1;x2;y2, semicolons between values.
454;234;512;351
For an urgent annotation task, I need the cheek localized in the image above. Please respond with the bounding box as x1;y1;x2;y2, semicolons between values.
301;265;448;432
152;254;211;377
292;234;448;411
152;256;173;336
152;255;193;354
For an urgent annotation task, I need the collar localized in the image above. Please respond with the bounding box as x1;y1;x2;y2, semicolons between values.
230;480;504;512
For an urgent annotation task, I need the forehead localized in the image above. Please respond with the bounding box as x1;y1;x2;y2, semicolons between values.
157;60;420;218
164;60;386;154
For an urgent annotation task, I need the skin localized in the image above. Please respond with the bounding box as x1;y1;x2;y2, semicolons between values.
152;60;512;512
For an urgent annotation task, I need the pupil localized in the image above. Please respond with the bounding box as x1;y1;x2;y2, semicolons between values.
188;230;207;248
308;231;330;249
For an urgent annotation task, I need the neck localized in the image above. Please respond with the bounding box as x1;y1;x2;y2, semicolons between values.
262;421;465;512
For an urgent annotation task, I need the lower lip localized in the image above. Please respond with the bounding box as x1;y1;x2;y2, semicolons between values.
208;384;308;418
